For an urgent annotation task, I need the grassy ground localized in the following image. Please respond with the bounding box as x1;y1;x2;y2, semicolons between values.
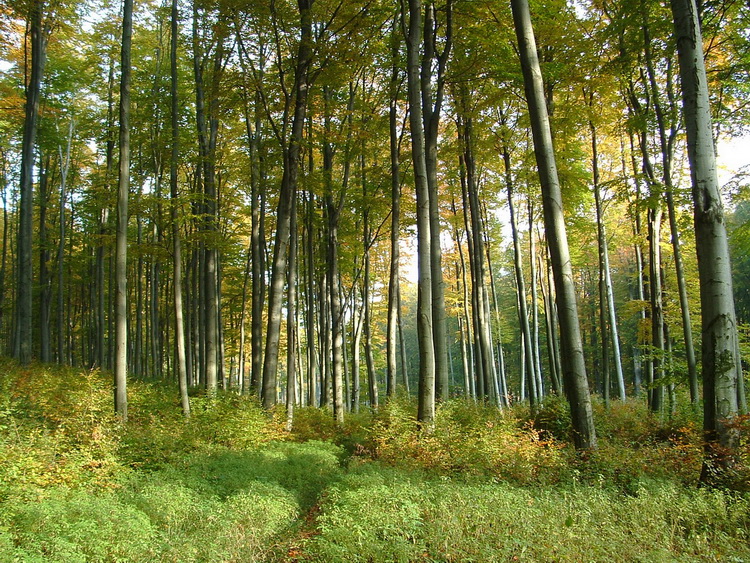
0;360;747;562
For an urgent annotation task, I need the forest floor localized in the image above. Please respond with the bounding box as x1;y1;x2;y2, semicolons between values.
0;360;748;562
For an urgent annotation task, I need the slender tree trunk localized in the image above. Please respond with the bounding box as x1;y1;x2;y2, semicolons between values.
458;109;496;404
305;192;317;406
643;18;699;406
363;202;378;410
406;0;435;424
421;1;452;402
386;14;402;398
528;201;544;400
39;157;51;363
115;0;133;420
511;0;596;449
503;143;537;407
671;0;741;484
262;1;313;409
588;106;626;401
648;205;665;412
171;0;190;417
16;0;47;364
286;201;298;429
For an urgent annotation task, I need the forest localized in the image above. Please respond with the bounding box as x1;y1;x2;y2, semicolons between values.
0;0;749;559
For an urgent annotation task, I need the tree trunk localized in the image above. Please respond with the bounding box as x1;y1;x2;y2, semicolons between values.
39;157;51;363
171;0;190;417
421;0;452;402
406;0;435;424
286;202;299;429
262;0;313;409
643;18;699;405
386;14;402;398
503;142;537;406
511;0;596;449
589;107;626;401
115;0;133;420
16;0;47;364
670;0;741;484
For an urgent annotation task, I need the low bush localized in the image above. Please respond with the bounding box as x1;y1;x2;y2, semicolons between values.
309;464;750;562
370;398;573;485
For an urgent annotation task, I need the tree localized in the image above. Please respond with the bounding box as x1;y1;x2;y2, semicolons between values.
670;0;741;485
405;0;436;424
171;0;190;418
510;0;596;450
16;0;49;364
115;0;133;420
262;0;314;409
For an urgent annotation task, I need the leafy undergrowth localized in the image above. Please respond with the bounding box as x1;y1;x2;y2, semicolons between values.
0;359;748;562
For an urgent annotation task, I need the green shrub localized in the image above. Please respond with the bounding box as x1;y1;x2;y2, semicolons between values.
122;476;298;562
5;489;155;562
308;464;750;562
171;440;343;508
370;398;572;484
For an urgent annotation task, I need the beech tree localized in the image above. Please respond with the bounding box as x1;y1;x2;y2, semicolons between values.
114;0;133;420
670;0;741;484
511;0;597;450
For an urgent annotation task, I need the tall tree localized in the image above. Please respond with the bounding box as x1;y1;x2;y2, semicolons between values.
16;0;49;364
171;0;190;418
115;0;134;420
510;0;596;450
670;0;741;484
405;0;436;424
262;0;314;409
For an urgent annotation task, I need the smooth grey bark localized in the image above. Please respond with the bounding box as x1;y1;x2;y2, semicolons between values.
670;0;741;483
171;0;190;417
485;234;508;403
457;135;483;398
588;107;626;401
643;20;699;405
451;198;474;399
192;7;224;395
405;0;435;424
305;192;318;406
38;158;50;363
234;26;267;397
262;0;313;409
363;186;378;410
386;14;402;398
115;0;133;420
511;0;596;449
459;111;496;404
97;58;116;371
648;205;665;412
0;150;8;349
421;0;452;402
323;86;347;423
351;290;363;412
538;251;561;394
502;142;537;406
286;202;298;430
16;0;47;364
528;201;544;400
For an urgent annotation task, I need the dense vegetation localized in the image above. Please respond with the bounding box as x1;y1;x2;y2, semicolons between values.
1;0;750;557
0;361;748;561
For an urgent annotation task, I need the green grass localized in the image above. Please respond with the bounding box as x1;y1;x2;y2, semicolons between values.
0;359;747;562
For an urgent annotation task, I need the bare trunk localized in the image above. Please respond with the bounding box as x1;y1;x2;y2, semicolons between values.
670;0;741;484
262;1;313;409
171;0;190;417
115;0;133;420
406;0;435;424
16;0;47;364
511;0;596;449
